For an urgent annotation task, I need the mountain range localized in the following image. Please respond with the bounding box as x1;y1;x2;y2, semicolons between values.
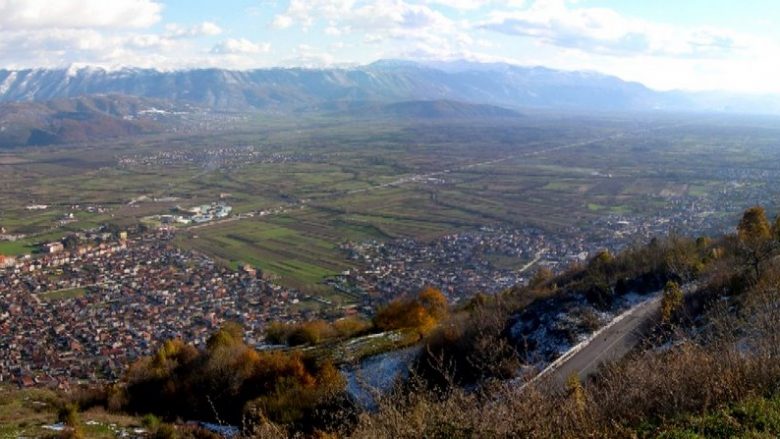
0;60;777;115
0;60;777;147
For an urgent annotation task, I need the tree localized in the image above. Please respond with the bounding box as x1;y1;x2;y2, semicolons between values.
566;373;586;416
661;281;684;323
736;206;775;279
265;321;291;345
418;287;448;321
332;317;371;338
772;215;780;242
287;320;335;346
738;206;771;243
58;404;85;439
374;299;434;333
63;234;81;250
374;288;448;334
206;321;244;351
529;267;553;288
593;249;613;265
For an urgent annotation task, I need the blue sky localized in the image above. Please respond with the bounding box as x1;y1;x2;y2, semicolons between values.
0;0;778;93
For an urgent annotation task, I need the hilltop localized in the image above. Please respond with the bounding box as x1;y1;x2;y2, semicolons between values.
0;94;189;147
6;206;780;438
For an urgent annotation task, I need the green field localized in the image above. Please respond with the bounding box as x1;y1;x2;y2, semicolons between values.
4;114;780;295
39;287;87;301
0;385;141;438
176;212;373;297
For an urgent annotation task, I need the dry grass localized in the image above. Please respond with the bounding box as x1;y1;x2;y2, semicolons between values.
335;264;780;439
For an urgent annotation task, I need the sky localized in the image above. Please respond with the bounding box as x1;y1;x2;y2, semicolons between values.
1;0;779;94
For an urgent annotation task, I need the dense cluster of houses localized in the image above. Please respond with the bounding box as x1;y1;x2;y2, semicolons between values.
335;226;587;302
0;231;318;388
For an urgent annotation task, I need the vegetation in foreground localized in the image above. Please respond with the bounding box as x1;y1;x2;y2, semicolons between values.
6;206;780;438
347;205;780;438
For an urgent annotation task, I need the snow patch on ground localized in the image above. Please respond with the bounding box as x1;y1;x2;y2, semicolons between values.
342;345;421;409
511;290;660;368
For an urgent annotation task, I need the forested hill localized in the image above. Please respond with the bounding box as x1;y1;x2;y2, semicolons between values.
0;94;184;147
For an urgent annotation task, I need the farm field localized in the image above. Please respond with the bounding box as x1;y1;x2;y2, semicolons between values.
39;287;87;302
4;113;780;294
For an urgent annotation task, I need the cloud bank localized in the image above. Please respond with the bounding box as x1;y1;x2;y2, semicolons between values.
0;0;776;93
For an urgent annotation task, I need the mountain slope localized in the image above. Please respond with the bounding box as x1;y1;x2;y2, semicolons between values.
317;99;522;119
0;61;777;114
0;94;177;147
380;100;521;119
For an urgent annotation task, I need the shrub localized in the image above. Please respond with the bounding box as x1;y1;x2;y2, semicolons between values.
661;280;684;323
124;323;347;430
287;320;337;346
57;404;81;427
374;287;448;334
332;317;372;338
266;318;369;347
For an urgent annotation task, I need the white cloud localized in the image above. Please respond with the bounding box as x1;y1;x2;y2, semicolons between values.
325;25;349;36
425;0;526;11
281;44;336;67
272;0;455;33
269;0;474;64
0;0;162;29
480;0;745;59
211;38;271;54
271;14;294;29
166;22;223;38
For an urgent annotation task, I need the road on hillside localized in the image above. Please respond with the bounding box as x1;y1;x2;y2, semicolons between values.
545;294;662;387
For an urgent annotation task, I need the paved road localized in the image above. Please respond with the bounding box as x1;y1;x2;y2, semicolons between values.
535;294;662;389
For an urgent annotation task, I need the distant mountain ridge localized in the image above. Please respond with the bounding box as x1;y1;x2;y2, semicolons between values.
0;60;777;115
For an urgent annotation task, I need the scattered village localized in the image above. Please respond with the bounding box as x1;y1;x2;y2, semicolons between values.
332;184;747;303
117;145;315;170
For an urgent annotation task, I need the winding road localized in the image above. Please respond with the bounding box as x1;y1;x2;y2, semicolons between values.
523;292;664;390
547;295;661;386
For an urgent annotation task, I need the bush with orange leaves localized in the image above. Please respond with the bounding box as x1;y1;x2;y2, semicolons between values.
266;317;372;346
122;322;349;431
374;287;449;334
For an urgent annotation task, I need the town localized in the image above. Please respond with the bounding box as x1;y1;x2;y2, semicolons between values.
330;177;762;304
1;157;773;389
0;229;324;389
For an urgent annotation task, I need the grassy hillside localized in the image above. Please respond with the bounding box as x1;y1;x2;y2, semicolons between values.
0;385;142;438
